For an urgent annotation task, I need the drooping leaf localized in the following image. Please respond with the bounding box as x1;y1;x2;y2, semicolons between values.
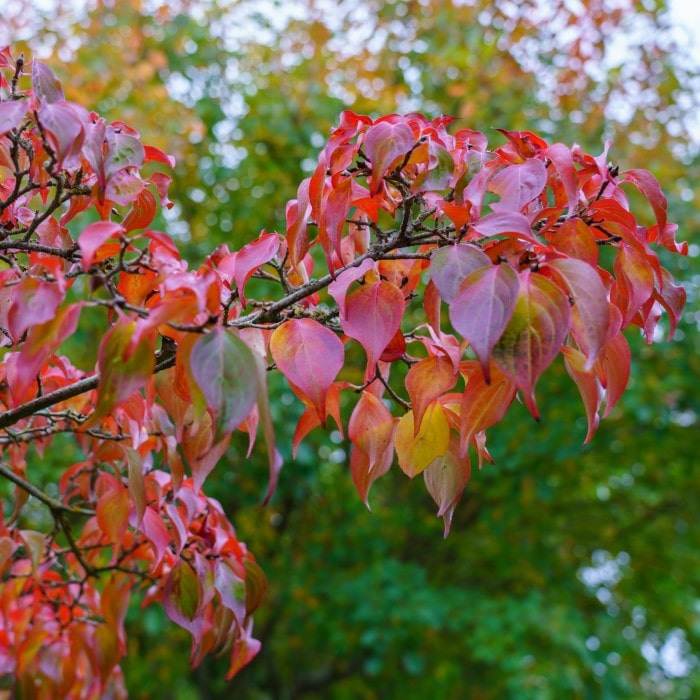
341;280;404;379
424;435;471;537
122;445;146;525
561;345;601;444
492;270;571;418
595;331;631;418
163;559;203;638
621;168;667;232
37;100;86;171
90;321;156;425
270;318;344;425
547;257;610;368
104;126;145;182
449;262;520;382
429;244;491;303
405;355;458;434
348;391;395;508
394;405;450;478
285;177;311;266
189;327;259;442
544;143;579;215
612;243;655;327
459;362;516;456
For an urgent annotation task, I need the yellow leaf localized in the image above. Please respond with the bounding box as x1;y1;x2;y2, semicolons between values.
394;405;450;478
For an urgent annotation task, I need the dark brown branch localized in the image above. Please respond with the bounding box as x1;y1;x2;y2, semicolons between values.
0;354;177;431
0;462;94;517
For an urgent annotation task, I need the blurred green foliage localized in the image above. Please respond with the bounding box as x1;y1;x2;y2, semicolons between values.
5;0;699;697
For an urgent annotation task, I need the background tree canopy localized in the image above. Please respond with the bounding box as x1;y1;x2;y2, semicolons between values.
4;1;699;697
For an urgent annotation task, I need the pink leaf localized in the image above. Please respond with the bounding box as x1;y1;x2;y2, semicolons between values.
469;211;539;244
327;258;375;318
78;221;125;271
270;318;344;424
341;280;405;379
449;263;520;382
38;101;87;171
488;159;547;211
429;244;491;303
363;121;415;195
0;100;27;136
218;231;279;307
595;332;631;418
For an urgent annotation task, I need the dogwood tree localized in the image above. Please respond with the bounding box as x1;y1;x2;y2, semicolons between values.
0;48;686;697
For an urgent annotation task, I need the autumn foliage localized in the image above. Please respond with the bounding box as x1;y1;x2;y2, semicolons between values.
0;47;687;697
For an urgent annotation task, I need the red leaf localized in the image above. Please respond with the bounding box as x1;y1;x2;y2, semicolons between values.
96;480;130;544
90;321;156;425
544;143;579;215
429;243;491;303
349;391;395;507
492;270;571;418
612;244;655;327
548;218;599;266
8;302;80;404
341;280;404;379
488;159;547;211
546;257;610;368
561;345;600;444
595;332;631;418
405;356;458;434
285;177;311;266
621;168;667;231
652;267;686;340
449;263;520;382
220;231;279;307
424;435;471;537
459;363;516;456
121;188;156;233
319;175;352;265
270;318;344;424
78;221;125;271
105;168;144;206
144;144;176;168
363;121;415;195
